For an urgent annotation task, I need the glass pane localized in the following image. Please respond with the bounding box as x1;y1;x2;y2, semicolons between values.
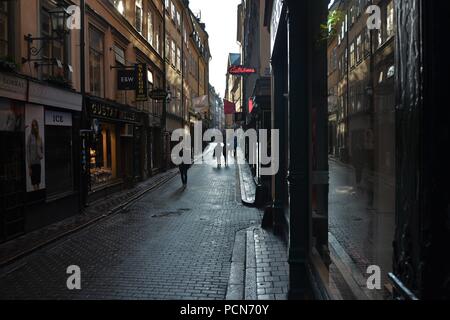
45;126;73;197
328;0;396;300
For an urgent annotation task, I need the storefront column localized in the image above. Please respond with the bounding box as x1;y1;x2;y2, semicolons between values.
270;53;288;237
286;0;328;299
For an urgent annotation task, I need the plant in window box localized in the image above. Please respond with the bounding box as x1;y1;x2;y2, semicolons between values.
0;56;19;73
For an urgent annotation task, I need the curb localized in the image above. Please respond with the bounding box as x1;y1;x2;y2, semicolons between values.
236;150;256;207
226;227;257;300
0;171;178;269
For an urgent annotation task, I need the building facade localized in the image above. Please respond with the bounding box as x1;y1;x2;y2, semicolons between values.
0;0;210;244
0;0;83;242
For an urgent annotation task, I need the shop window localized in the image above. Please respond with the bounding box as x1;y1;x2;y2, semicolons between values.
328;4;396;300
89;26;105;98
45;124;73;198
90;122;117;189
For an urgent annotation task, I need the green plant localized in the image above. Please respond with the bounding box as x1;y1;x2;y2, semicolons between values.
319;9;345;42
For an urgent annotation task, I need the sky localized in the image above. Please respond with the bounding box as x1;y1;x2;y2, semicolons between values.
189;0;242;98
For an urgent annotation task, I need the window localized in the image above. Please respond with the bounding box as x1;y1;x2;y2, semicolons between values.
350;42;355;68
89;27;104;97
111;0;124;15
156;24;161;54
364;28;371;56
45;120;73;198
165;35;170;61
136;0;143;33
176;47;181;71
0;1;12;58
176;11;181;29
41;1;68;79
147;11;154;46
171;40;176;66
356;34;362;62
113;44;125;65
171;2;176;21
90;122;118;188
386;1;394;39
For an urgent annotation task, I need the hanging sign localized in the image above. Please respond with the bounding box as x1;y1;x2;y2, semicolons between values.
135;63;148;102
117;69;136;91
228;65;257;76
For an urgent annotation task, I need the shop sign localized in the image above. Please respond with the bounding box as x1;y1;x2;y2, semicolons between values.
117;69;136;91
88;100;138;123
149;89;168;101
0;73;27;101
135;63;148;102
228;66;257;76
45;111;72;127
271;0;284;54
28;81;82;111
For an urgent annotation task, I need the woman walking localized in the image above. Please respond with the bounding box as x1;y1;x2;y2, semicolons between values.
27;119;44;191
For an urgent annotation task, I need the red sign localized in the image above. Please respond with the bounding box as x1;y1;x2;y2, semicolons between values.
248;98;254;113
228;65;257;76
224;99;236;114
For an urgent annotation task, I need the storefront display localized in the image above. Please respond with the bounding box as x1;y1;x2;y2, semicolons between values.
89;122;117;189
86;97;142;192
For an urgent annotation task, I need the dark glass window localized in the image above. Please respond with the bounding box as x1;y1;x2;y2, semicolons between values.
45;126;73;198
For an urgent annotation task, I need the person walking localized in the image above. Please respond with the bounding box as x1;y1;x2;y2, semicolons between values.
27;119;44;191
179;150;189;187
223;142;228;167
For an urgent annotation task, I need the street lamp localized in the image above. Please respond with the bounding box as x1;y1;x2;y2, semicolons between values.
22;2;71;65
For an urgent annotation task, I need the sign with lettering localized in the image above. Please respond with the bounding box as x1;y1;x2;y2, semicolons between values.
87;99;140;124
228;65;257;76
45;111;73;127
135;63;148;102
117;69;136;91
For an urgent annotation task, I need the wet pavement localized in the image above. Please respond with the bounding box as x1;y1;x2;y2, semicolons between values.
0;147;263;300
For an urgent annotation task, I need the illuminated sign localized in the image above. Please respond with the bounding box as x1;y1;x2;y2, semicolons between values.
228;65;257;76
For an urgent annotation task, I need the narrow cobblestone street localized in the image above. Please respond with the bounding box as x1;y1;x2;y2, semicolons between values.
0;148;263;300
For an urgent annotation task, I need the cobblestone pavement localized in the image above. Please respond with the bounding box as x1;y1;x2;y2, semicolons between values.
254;228;289;300
0;147;262;300
0;169;179;267
328;158;395;299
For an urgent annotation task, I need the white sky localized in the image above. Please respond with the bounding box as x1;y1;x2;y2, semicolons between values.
189;0;242;98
